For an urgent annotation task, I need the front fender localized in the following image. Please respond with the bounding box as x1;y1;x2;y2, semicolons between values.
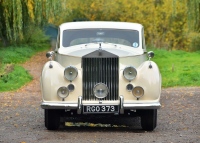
119;61;161;102
41;61;66;101
40;61;82;102
135;61;161;101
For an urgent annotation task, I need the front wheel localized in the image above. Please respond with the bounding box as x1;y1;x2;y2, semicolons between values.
140;109;157;131
45;109;60;130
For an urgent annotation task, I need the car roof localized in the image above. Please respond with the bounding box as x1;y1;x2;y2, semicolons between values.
59;21;143;31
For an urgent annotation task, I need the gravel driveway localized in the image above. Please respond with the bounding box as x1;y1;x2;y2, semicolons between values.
0;52;199;143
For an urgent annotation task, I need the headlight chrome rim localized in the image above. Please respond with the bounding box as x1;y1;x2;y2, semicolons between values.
64;66;78;81
132;86;144;99
93;83;109;99
123;66;137;81
57;86;69;99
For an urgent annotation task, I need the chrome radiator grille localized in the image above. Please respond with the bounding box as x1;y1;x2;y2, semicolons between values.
82;50;119;101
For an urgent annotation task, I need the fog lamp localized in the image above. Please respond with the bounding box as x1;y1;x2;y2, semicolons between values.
126;84;133;92
57;86;69;99
68;84;75;92
93;83;109;99
64;66;78;81
132;86;144;99
123;66;137;81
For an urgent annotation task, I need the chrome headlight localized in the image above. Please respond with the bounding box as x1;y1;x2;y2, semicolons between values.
64;66;78;81
57;86;69;99
132;86;144;99
123;66;137;81
93;83;109;99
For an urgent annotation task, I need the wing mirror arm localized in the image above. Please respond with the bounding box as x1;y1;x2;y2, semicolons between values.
46;51;55;68
147;51;154;69
148;51;154;60
46;51;55;60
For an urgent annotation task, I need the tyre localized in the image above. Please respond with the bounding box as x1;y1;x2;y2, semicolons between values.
45;109;60;130
140;109;157;131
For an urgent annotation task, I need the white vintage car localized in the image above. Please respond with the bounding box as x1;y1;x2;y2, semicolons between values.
41;21;161;131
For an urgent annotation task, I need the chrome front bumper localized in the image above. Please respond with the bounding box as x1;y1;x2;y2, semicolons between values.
41;96;161;114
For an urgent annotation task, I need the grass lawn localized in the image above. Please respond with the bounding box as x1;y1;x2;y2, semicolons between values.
0;65;32;91
152;49;200;87
0;45;49;92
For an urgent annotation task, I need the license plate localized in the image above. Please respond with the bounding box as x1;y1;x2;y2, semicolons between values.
83;105;119;113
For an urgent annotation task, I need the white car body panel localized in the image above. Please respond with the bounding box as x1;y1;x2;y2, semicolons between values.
41;21;161;111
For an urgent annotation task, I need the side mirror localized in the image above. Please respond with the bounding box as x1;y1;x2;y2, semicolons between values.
148;51;154;59
46;51;54;59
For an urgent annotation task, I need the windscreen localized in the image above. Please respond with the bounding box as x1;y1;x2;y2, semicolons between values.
62;29;139;48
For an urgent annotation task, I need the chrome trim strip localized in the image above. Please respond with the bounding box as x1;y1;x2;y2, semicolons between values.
124;102;161;109
41;101;161;110
77;96;82;114
41;102;78;109
119;95;124;114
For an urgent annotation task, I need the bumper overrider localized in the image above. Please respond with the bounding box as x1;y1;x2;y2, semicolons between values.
41;96;161;114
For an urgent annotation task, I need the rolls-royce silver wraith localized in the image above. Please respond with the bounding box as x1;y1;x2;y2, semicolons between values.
41;21;161;131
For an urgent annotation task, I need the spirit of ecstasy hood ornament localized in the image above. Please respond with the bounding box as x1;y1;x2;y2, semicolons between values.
99;43;102;56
